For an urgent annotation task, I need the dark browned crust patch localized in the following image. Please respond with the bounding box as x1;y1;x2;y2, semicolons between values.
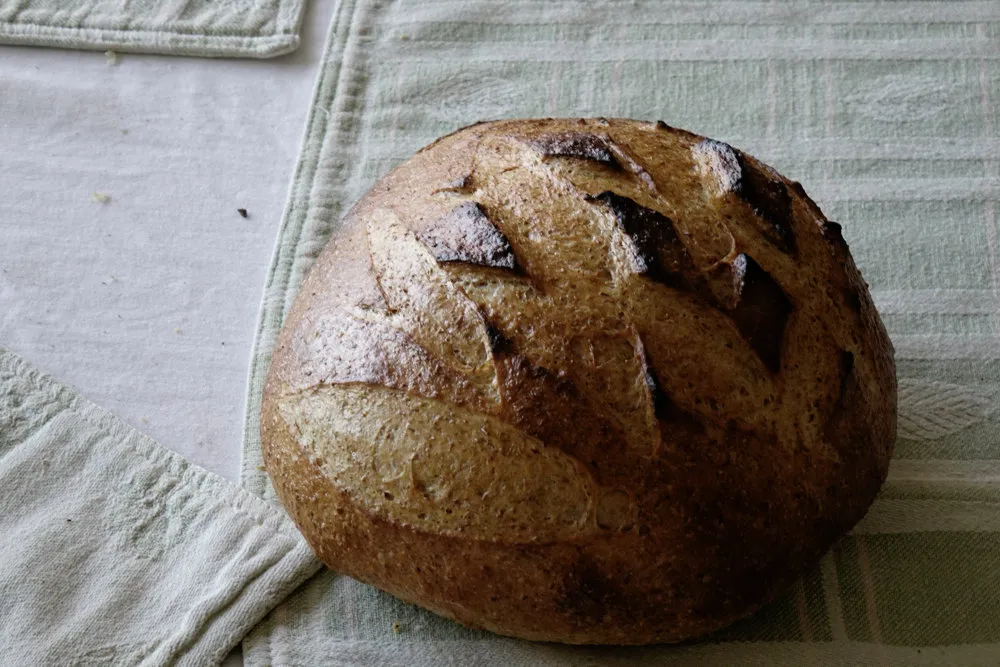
693;139;795;253
819;221;863;312
589;191;695;290
822;220;849;251
528;132;620;168
641;358;704;435
633;332;696;431
727;254;792;373
734;155;795;253
417;201;520;271
789;180;827;220
481;314;513;354
590;191;790;372
705;256;746;311
641;358;673;421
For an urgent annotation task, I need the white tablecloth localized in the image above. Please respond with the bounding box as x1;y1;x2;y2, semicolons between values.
0;0;335;483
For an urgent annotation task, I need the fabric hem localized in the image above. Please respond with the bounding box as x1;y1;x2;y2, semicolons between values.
0;24;300;58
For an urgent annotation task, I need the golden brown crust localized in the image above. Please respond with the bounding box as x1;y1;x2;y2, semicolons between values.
261;118;897;644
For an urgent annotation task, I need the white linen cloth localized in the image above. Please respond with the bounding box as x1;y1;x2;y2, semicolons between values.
0;4;337;663
0;0;336;482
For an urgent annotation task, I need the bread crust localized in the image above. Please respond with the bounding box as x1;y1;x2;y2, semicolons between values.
261;118;896;644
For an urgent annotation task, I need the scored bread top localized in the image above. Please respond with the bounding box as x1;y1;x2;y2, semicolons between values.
262;120;896;641
267;117;894;542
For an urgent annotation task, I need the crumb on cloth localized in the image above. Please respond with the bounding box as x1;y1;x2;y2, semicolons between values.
91;192;111;204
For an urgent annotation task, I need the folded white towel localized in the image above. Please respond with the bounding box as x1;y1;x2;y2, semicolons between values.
0;346;322;666
0;0;306;58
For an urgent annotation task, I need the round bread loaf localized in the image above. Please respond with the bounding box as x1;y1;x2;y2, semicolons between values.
261;118;896;644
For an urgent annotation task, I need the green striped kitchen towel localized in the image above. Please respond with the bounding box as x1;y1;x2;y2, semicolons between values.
0;0;307;58
241;1;1000;663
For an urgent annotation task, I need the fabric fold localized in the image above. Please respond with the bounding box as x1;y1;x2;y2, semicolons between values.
0;345;322;666
0;0;307;58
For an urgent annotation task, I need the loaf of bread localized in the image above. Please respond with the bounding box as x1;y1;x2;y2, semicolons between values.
261;118;896;644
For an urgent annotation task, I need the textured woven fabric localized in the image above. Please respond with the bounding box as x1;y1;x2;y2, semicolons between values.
241;1;1000;663
0;346;322;666
0;0;307;58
